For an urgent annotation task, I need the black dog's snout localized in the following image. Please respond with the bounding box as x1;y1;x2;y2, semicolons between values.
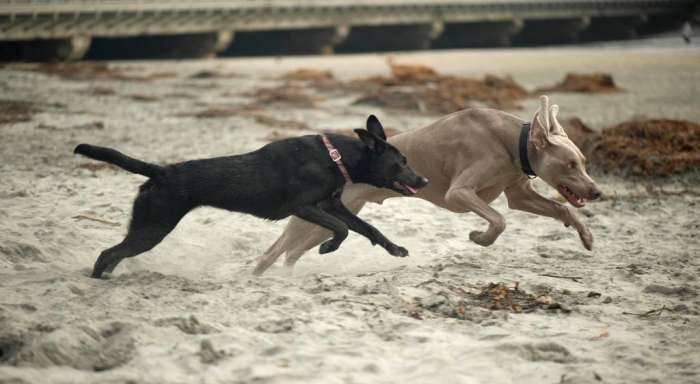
417;176;429;188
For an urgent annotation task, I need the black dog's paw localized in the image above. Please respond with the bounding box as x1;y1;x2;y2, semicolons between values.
319;240;340;254
89;268;112;280
387;244;409;257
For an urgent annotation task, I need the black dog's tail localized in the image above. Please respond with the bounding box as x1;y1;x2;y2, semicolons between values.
74;144;165;180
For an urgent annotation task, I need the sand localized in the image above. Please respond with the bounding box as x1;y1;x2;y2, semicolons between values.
1;46;699;384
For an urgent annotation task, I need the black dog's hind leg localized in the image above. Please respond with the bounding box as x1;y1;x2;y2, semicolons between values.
91;191;185;279
294;206;349;255
326;198;408;257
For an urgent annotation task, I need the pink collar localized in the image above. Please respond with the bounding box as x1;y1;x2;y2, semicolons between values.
321;134;353;184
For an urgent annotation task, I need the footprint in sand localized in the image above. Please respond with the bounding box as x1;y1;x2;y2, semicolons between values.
499;341;576;364
8;321;135;371
0;241;45;263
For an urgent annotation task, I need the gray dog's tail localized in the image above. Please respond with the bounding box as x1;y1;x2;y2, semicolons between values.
74;144;165;180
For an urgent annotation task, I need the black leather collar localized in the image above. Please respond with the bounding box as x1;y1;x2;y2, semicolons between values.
519;123;537;178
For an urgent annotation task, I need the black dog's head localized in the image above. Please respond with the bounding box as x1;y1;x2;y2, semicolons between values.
354;115;428;196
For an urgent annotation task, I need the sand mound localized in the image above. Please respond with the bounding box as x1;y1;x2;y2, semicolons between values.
592;119;700;177
154;315;218;335
536;73;623;93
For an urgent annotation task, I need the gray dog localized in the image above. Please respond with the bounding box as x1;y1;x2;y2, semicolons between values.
253;95;602;275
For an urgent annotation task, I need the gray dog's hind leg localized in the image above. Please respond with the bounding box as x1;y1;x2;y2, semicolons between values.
252;232;290;276
283;199;367;270
326;199;407;257
293;205;349;255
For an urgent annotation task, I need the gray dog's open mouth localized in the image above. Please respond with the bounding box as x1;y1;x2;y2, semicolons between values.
393;181;418;196
558;185;586;208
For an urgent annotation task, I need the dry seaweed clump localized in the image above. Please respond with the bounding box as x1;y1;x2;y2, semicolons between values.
11;62;175;81
592;119;700;177
0;100;37;125
353;60;528;112
536;73;623;94
387;61;439;82
477;283;570;313
279;62;528;113
411;280;570;322
282;69;335;82
247;85;320;108
353;72;528;113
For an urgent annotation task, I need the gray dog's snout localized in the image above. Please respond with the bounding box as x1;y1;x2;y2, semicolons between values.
591;189;602;200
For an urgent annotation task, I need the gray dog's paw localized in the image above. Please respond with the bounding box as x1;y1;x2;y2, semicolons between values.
579;229;594;251
387;244;409;257
319;240;340;254
469;230;496;247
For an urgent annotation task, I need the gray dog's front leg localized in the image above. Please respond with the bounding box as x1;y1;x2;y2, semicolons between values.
505;180;593;250
445;186;506;247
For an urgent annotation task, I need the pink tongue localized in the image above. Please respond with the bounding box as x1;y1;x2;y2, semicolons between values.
567;194;585;207
404;184;417;194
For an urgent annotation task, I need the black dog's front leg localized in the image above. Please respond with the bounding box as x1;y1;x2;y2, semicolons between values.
326;198;408;257
294;206;349;254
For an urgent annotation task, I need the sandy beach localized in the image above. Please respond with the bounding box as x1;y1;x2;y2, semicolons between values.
1;45;699;384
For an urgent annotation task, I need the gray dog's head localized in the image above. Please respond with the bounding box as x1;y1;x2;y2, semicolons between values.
528;96;602;207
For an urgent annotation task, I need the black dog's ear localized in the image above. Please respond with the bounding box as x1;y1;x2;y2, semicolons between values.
354;129;387;153
366;115;387;141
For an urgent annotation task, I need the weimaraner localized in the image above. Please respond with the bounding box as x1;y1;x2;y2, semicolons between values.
253;95;602;275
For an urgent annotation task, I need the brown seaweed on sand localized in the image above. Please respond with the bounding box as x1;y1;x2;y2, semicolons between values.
280;62;528;113
412;280;570;322
353;74;527;114
0;100;37;125
281;69;335;82
477;283;570;313
351;62;528;112
592;119;700;177
10;62;175;81
247;85;320;108
535;72;623;94
559;117;700;177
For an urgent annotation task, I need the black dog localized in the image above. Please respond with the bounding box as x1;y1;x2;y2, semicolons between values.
75;115;428;278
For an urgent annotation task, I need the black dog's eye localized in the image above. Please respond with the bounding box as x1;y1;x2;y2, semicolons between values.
402;156;407;165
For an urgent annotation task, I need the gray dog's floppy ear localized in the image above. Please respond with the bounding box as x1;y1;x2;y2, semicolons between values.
354;129;387;153
366;115;387;141
529;95;551;150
